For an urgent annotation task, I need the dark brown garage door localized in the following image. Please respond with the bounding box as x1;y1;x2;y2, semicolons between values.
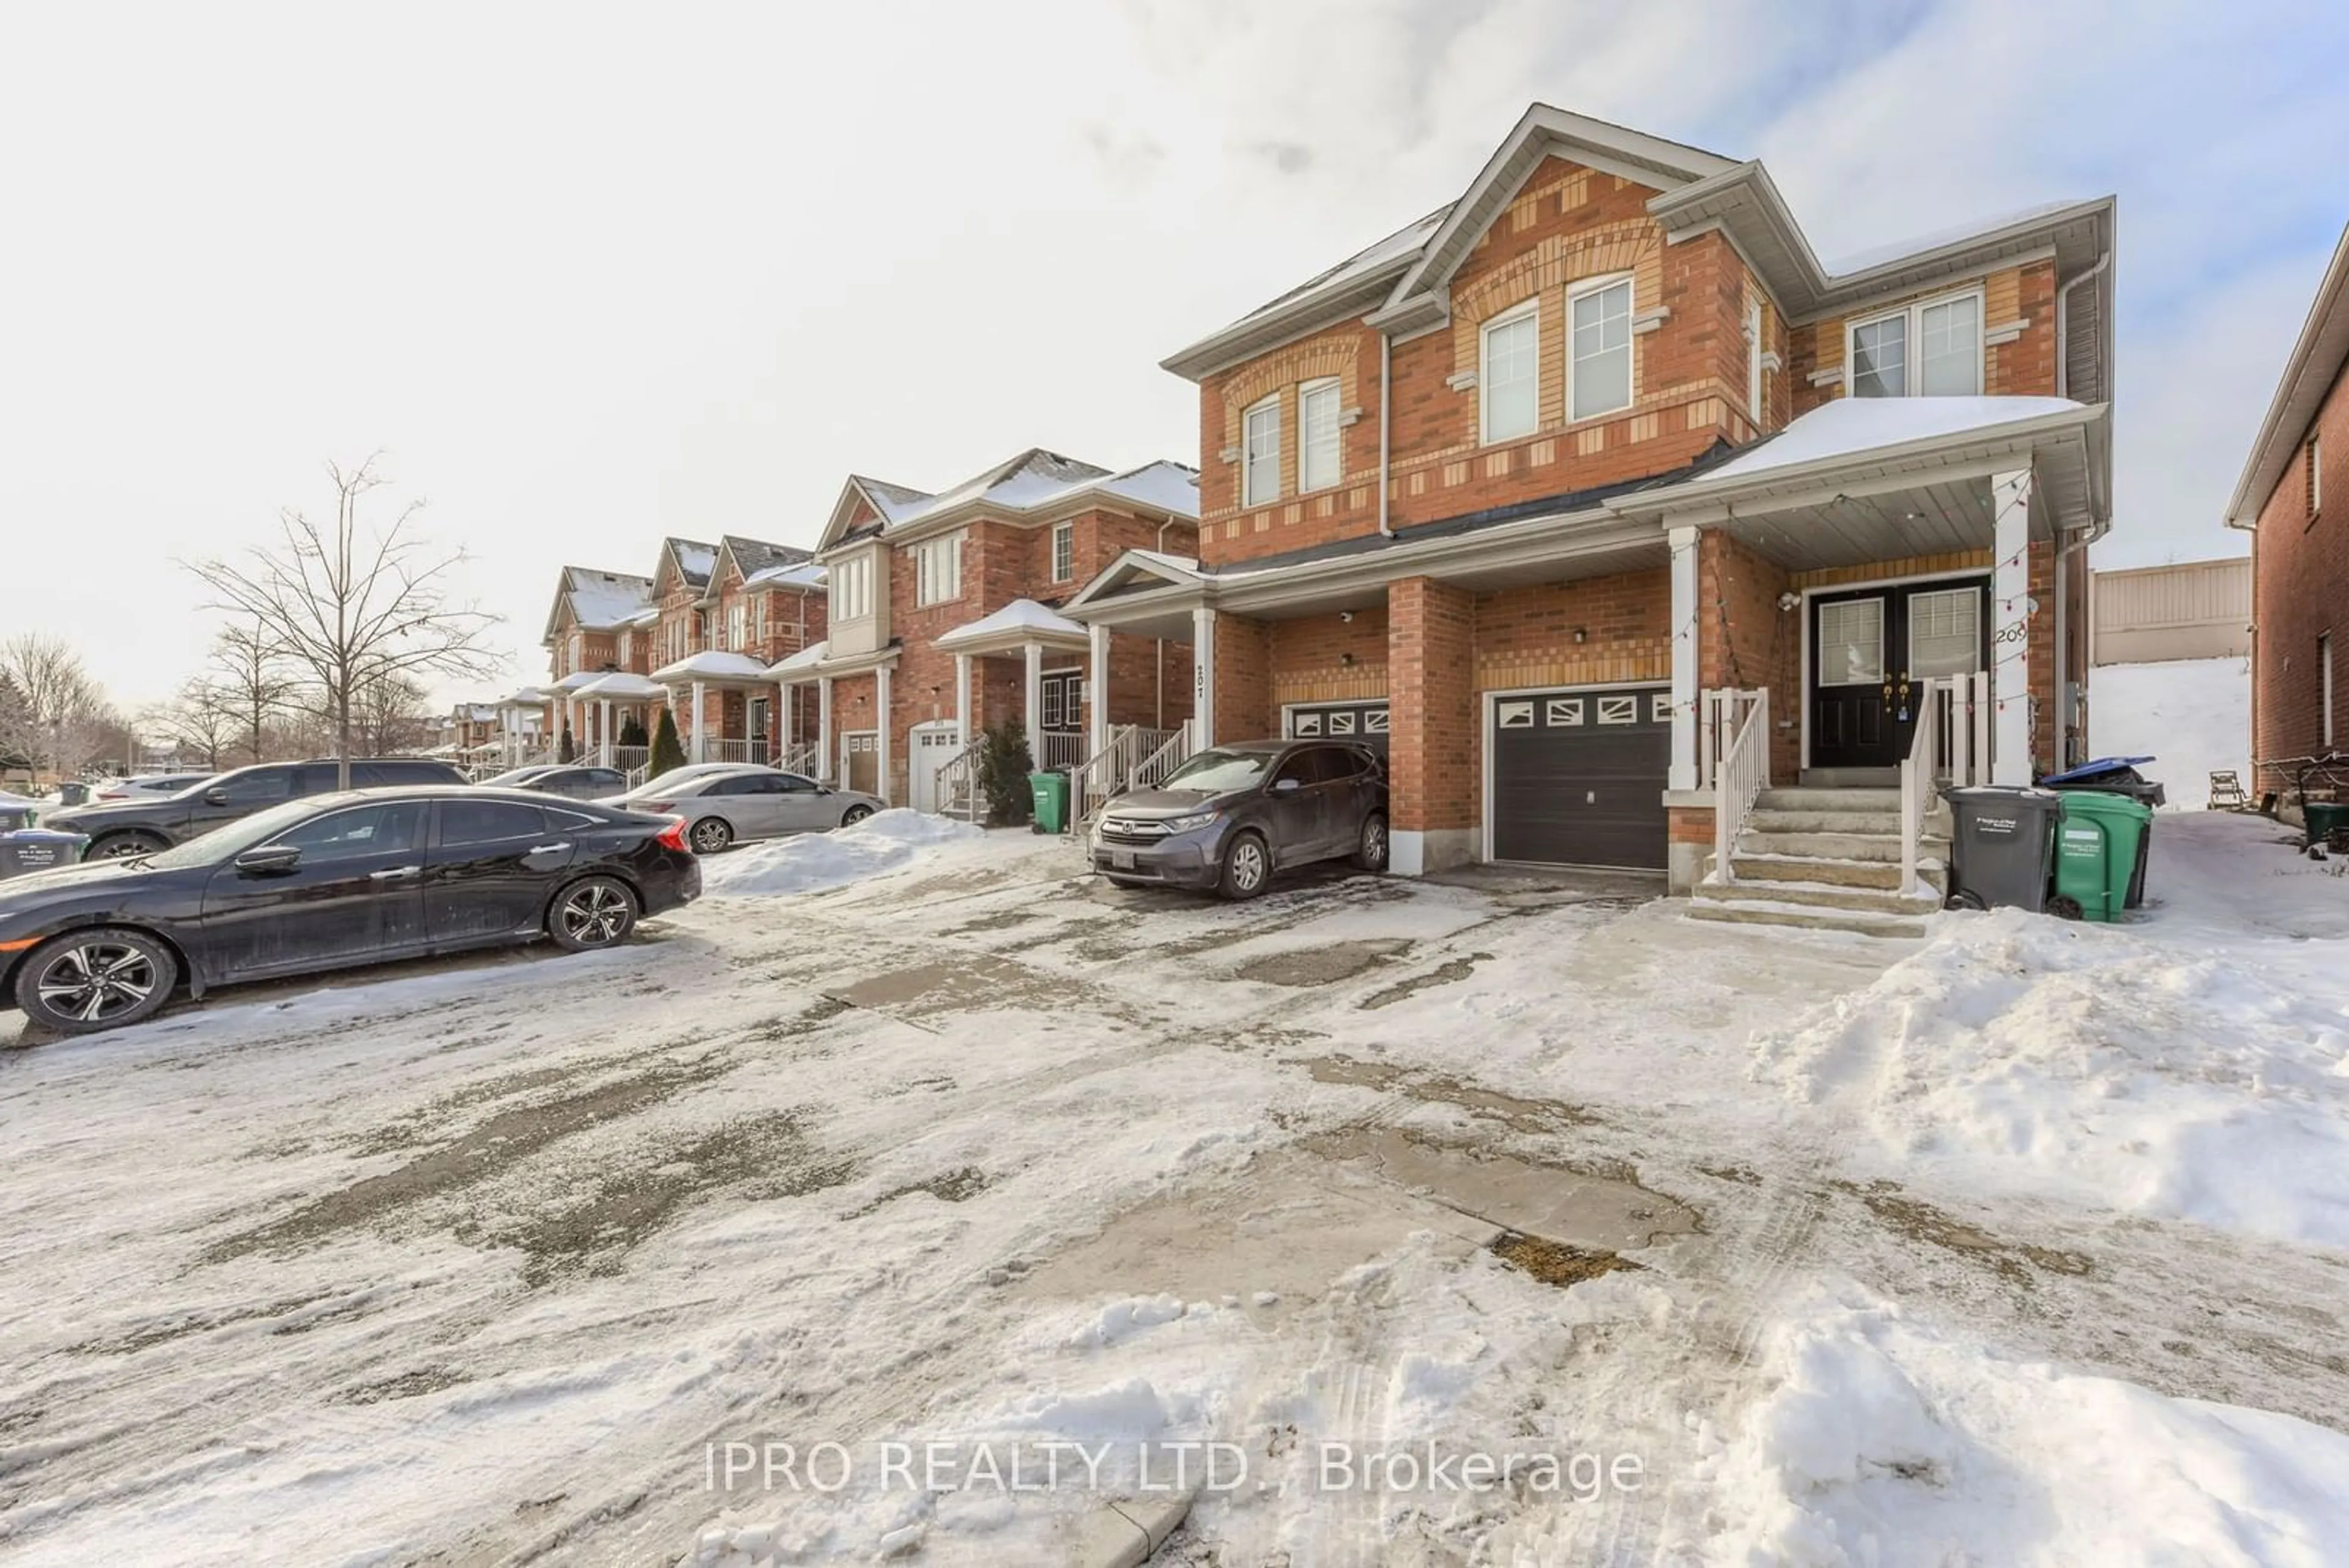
1286;701;1389;752
1489;685;1669;869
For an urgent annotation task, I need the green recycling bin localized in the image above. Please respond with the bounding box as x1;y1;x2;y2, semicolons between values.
2050;790;2152;921
1029;770;1069;835
2305;801;2349;853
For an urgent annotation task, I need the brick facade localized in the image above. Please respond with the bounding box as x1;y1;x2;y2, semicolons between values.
1788;259;2059;416
2251;357;2349;790
1386;578;1477;839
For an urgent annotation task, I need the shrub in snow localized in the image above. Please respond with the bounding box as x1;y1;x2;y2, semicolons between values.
650;708;686;776
558;723;576;763
976;720;1033;827
618;714;648;748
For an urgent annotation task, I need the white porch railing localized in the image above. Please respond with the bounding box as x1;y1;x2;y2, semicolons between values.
1129;719;1197;792
778;741;820;776
1707;686;1770;885
1946;669;1991;793
1038;731;1088;771
934;736;987;822
609;745;650;778
1899;678;1945;896
1698;686;1767;788
701;738;757;765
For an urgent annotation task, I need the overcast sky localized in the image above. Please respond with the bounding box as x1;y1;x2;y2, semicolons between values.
7;0;2346;713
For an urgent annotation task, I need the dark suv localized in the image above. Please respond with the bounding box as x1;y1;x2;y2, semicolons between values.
47;758;469;859
1090;739;1387;898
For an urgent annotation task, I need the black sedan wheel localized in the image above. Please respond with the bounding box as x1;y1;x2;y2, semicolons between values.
549;877;639;952
689;817;733;854
15;928;175;1035
89;831;169;860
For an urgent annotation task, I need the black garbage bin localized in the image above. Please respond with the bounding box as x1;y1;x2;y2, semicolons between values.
1946;786;2064;912
2039;756;2162;908
0;828;90;879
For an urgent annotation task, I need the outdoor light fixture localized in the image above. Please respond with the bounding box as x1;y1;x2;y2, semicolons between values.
1572;626;1587;644
1777;591;1800;612
1340;652;1356;666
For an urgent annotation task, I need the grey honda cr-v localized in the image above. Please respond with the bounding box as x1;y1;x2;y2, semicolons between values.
1089;739;1388;898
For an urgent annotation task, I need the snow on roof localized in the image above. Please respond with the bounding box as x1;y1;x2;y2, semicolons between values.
667;538;719;587
746;561;827;589
571;672;668;699
1094;460;1202;518
766;640;829;675
564;567;654;629
650;650;771;682
1702;396;2089;484
876;451;1200;532
853;476;934;524
933;598;1086;648
1821;199;2096;277
553;669;612;691
1127;548;1200;576
624;606;661;627
1222;205;1453;335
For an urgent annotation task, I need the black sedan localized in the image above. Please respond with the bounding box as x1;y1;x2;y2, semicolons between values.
0;787;699;1036
477;764;632;800
46;757;469;859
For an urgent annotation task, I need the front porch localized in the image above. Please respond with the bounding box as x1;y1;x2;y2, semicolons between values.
650;651;806;771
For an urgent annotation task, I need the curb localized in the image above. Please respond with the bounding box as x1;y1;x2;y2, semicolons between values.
1057;1488;1195;1567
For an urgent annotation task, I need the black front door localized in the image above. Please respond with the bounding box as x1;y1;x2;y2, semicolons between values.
1809;578;1990;771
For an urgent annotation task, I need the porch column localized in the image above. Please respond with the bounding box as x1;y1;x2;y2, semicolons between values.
1088;621;1111;760
817;677;834;781
1668;524;1700;791
780;681;795;754
1191;606;1215;749
598;699;612;767
1992;467;2033;784
1023;641;1043;768
691;680;707;763
875;663;894;804
954;653;972;745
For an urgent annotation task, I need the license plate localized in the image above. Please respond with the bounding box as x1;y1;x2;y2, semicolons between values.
1110;849;1135;869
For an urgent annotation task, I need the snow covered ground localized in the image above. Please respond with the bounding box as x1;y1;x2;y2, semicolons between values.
1;811;2345;1565
2090;655;2251;809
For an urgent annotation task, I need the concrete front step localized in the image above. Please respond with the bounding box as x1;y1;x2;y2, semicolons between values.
1696;873;1943;917
1684;896;1930;939
1755;786;1902;812
1739;829;1950;864
1705;850;1947;893
1748;807;1910;835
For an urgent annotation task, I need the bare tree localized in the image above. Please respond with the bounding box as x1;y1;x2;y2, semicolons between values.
146;678;243;771
208;619;297;764
350;671;433;757
0;633;109;778
0;670;33;776
187;456;500;787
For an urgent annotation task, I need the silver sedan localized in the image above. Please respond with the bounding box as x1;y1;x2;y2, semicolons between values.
600;764;883;854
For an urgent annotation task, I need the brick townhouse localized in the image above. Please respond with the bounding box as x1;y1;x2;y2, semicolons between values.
520;537;828;770
2226;217;2349;803
1064;105;2115;923
779;448;1201;808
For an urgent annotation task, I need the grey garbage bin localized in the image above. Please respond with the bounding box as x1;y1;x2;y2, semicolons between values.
0;803;35;833
0;828;91;879
1946;786;2063;912
55;781;91;808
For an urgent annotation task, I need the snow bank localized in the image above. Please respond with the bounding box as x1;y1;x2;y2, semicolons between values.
1699;1288;2349;1566
2088;655;2250;810
696;809;982;897
1753;909;2349;1247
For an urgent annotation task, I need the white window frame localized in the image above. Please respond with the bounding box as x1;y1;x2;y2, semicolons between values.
913;532;963;608
1846;286;1984;399
1745;297;1764;420
1479;298;1540;444
1050;521;1074;583
727;603;747;651
831;555;872;622
1567;273;1636;424
1299;377;1342;492
1242;393;1281;508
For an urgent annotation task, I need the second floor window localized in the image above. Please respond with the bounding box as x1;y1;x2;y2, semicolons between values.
1746;298;1765;422
1569;277;1633;422
1050;521;1074;583
2310;434;2323;518
1243;394;1281;507
1481;301;1538;442
728;604;748;650
914;533;962;606
618;631;632;664
1850;290;1981;398
832;555;872;621
1300;378;1341;492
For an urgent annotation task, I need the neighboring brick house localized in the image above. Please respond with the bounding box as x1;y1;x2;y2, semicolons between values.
534;565;656;760
781;449;1200;807
2225;218;2349;803
1065;105;2115;918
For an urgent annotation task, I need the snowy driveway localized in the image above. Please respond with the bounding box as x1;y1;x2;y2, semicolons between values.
3;814;2348;1565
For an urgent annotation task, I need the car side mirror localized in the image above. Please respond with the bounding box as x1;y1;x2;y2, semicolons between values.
204;787;230;806
1272;777;1302;794
818;784;834;795
234;844;302;875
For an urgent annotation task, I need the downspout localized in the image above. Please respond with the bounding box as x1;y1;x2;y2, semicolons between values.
2055;249;2112;399
1377;332;1395;537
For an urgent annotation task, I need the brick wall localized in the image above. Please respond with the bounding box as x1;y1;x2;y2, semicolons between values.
2252;359;2348;789
1211;614;1275;743
1269;608;1390;709
1699;533;1800;781
1790;259;2059;414
1387;578;1477;834
1196;157;1766;570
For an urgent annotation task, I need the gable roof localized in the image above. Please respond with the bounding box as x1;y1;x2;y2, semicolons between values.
2227;219;2349;527
541;565;654;642
652;537;721;598
818;475;935;551
1162;102;2113;393
816;450;1201;551
713;535;816;589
